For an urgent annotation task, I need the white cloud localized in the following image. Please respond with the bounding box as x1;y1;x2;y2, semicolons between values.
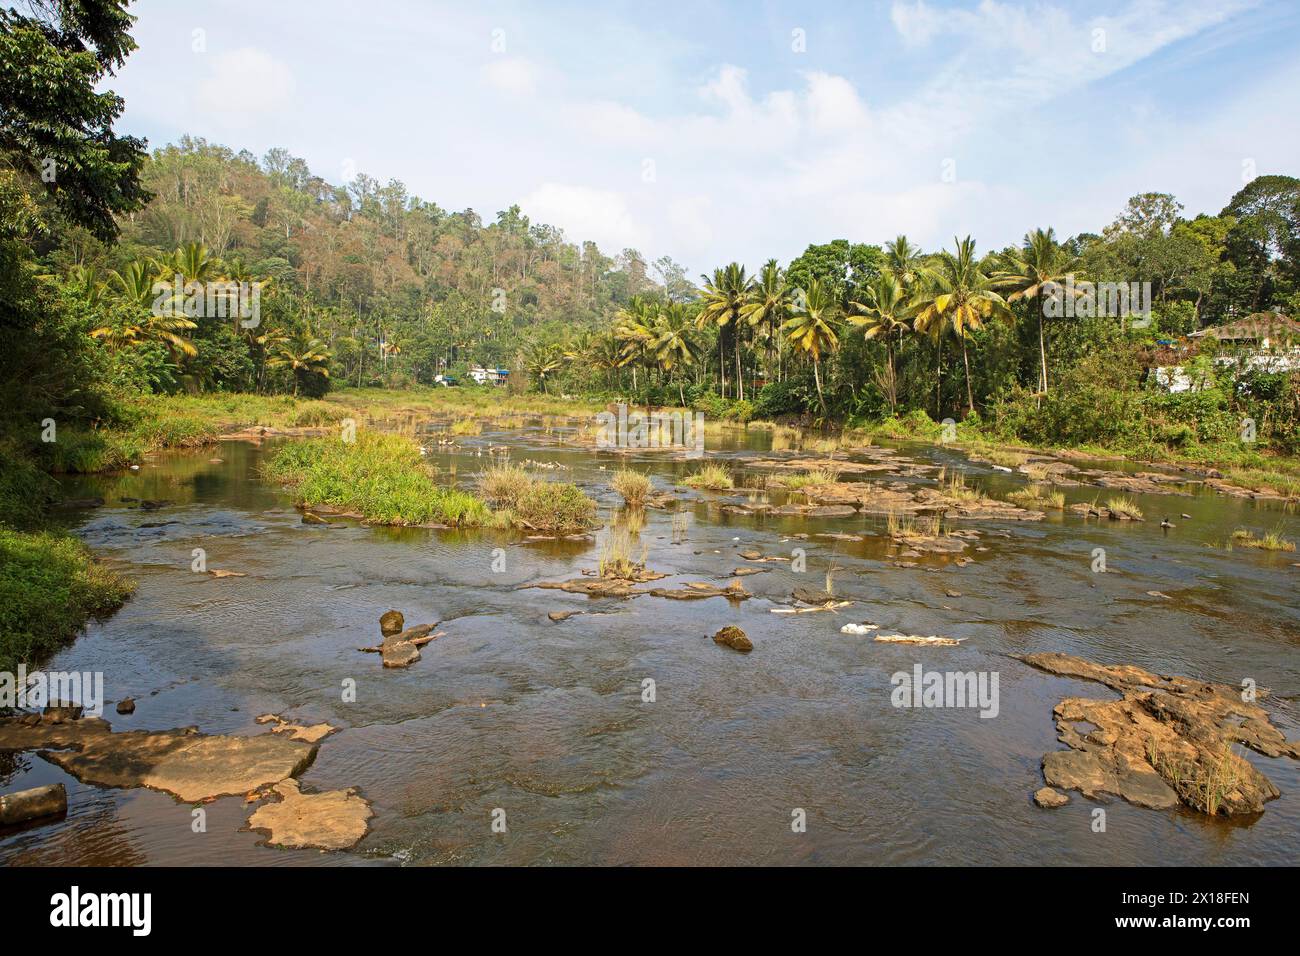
195;48;296;121
482;57;538;96
522;183;650;253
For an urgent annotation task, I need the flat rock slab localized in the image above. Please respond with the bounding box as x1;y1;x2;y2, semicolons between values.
1021;652;1300;816
247;778;373;850
255;714;339;744
0;717;317;803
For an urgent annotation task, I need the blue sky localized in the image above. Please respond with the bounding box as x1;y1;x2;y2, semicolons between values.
109;0;1300;275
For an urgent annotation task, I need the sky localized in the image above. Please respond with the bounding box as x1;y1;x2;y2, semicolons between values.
108;0;1300;277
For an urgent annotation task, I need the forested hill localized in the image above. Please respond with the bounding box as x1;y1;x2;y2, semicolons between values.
49;136;686;381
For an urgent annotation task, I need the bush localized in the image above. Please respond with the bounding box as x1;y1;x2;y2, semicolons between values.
263;432;490;527
611;468;651;505
511;480;596;533
0;529;134;673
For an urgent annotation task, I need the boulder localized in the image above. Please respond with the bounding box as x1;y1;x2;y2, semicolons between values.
713;626;753;653
116;698;135;715
1033;787;1070;809
379;609;405;636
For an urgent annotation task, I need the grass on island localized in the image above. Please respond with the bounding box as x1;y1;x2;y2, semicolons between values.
264;432;493;527
0;528;135;673
598;520;648;579
1229;527;1296;552
1007;484;1066;510
681;463;734;491
777;466;841;490
611;468;651;506
1105;495;1144;520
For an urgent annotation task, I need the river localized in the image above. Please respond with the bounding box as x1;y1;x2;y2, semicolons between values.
2;418;1297;865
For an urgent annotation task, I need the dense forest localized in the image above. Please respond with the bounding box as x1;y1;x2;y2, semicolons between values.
5;0;1300;502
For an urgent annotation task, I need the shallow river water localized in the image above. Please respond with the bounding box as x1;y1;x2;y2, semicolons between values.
2;418;1298;865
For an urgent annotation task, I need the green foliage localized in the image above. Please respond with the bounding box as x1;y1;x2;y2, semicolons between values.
0;528;134;673
263;432;491;527
0;2;150;241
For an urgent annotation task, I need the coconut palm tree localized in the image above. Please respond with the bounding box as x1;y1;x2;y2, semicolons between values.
886;235;922;289
649;302;705;406
991;227;1082;394
613;296;658;395
848;271;912;415
167;242;221;285
520;341;564;393
912;237;1011;416
92;258;199;360
588;332;627;391
780;277;840;413
697;263;754;400
268;333;331;396
254;325;290;392
740;259;789;388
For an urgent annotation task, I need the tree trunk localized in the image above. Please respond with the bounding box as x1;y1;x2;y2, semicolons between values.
735;328;744;402
1038;311;1048;393
962;336;975;415
813;357;825;413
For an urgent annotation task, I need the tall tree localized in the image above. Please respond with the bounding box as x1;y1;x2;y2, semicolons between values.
848;271;911;415
913;237;1010;416
992;227;1081;394
697;263;753;400
781;277;840;413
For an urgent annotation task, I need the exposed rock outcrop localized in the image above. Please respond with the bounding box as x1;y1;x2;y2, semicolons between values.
1020;652;1300;816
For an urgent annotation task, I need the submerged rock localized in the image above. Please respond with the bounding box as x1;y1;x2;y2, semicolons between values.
115;698;135;715
0;716;318;803
246;778;373;850
1020;652;1300;816
712;626;753;652
650;580;751;601
792;587;837;605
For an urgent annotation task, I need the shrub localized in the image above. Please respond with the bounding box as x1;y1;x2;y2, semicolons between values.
0;529;134;672
611;468;651;505
511;480;596;533
681;463;734;490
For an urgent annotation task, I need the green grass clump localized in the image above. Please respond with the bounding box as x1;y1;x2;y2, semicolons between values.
511;480;596;533
1230;527;1296;552
1105;495;1144;520
264;432;490;527
681;463;734;490
480;464;534;505
778;466;840;490
1007;484;1066;510
0;529;134;673
611;468;651;506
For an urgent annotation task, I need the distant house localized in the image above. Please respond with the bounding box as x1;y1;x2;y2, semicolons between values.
1147;311;1300;392
468;366;510;386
